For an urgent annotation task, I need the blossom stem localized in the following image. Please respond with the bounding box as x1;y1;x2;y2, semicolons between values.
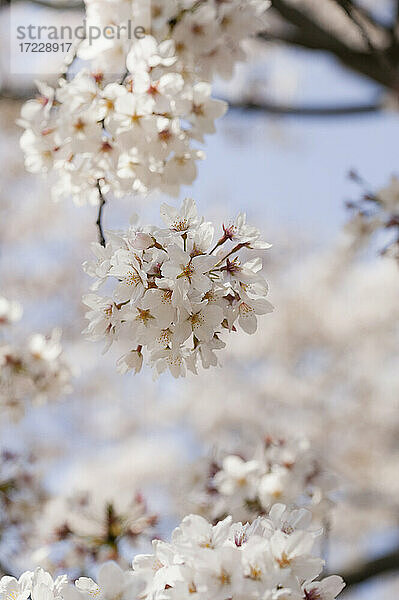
209;235;228;255
213;243;246;269
96;181;107;247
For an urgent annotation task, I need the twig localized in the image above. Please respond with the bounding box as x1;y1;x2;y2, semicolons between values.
96;181;107;247
321;517;331;568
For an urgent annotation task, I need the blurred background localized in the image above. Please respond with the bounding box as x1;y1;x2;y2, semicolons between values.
0;1;399;598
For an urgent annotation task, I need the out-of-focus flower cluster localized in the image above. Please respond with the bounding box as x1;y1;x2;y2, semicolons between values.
182;437;335;525
83;198;272;377
57;505;344;600
0;448;47;564
0;297;72;420
80;0;270;80
32;491;157;576
18;1;269;205
346;173;399;260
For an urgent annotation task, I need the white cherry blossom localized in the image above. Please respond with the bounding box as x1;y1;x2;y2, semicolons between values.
83;198;272;377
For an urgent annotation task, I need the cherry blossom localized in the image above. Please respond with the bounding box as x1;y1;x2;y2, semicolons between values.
128;505;344;600
179;437;335;524
0;300;72;420
18;0;269;205
83;198;273;377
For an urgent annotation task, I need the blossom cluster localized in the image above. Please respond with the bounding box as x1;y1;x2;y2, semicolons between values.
0;297;72;420
346;174;399;260
58;505;343;600
18;1;269;205
0;448;47;561
129;506;344;600
0;506;345;600
184;438;335;524
19;42;227;204
80;0;270;81
33;491;157;576
83;198;273;377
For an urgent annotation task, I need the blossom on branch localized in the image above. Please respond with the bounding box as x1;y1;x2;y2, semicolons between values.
32;491;157;576
61;504;344;600
180;437;335;525
83;198;273;377
0;297;72;420
18;0;270;205
80;0;270;81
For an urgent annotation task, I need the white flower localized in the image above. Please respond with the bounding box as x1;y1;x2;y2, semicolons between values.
223;212;272;249
0;572;33;600
160;197;199;237
183;82;228;141
117;349;143;374
214;455;261;500
304;576;345;600
74;562;141;600
0;569;66;600
175;305;224;343
172;514;232;550
162;246;216;299
29;332;62;363
19;1;270;204
109;253;147;305
0;297;23;325
270;530;324;586
258;468;290;508
237;294;274;335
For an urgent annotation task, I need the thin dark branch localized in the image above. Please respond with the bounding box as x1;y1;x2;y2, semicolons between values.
227;99;384;117
332;544;399;590
96;181;106;247
18;0;84;9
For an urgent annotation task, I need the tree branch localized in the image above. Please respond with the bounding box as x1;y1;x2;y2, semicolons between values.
333;0;396;76
332;544;399;590
96;181;106;248
266;0;399;91
12;0;84;9
227;98;384;117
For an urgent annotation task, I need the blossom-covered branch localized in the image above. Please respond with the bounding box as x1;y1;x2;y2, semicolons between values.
18;0;268;209
1;505;345;600
0;297;72;420
180;437;335;526
83;198;273;378
33;491;157;576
